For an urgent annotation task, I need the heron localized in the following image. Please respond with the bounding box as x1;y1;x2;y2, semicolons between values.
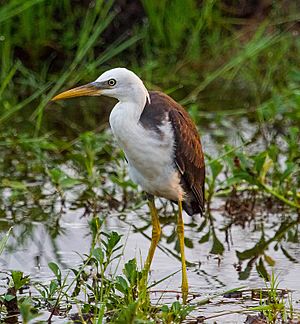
52;68;205;303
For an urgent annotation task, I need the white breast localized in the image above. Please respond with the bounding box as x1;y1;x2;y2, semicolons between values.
109;102;184;201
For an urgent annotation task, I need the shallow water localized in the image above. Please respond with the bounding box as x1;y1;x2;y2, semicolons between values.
0;111;299;322
1;190;299;322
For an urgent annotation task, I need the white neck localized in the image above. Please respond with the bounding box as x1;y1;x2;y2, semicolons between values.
109;97;146;151
107;77;150;151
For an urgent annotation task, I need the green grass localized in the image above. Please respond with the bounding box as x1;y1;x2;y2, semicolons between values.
0;0;299;205
0;223;195;323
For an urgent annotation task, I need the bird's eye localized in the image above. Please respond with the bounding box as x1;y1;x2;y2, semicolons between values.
108;79;116;86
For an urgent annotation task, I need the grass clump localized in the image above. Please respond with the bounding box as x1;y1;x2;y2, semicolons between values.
0;224;193;323
247;272;300;324
259;273;287;323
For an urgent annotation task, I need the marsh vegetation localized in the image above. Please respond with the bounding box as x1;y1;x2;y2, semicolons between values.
0;0;300;322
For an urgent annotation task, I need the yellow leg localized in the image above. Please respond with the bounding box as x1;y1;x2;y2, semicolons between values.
140;196;161;299
177;199;188;303
145;196;161;271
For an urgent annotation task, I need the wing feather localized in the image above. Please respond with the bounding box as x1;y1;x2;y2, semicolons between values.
168;108;205;215
140;91;205;215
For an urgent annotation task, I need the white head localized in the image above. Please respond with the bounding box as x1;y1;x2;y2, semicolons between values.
93;68;150;103
52;67;150;106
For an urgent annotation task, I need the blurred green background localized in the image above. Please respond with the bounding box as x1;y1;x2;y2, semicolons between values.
1;0;300;138
0;0;299;211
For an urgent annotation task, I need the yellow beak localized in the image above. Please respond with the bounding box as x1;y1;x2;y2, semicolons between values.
51;83;101;101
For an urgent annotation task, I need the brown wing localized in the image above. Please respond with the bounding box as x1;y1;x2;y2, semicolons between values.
168;101;205;215
141;91;205;215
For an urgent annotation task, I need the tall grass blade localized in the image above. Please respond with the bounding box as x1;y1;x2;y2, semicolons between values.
0;83;50;125
0;227;12;255
183;26;283;104
0;63;20;97
0;0;45;23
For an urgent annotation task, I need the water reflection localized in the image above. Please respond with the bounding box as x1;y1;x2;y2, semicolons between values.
1;175;299;284
0;120;299;322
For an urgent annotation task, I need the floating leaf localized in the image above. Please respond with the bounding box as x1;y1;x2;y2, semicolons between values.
281;245;298;263
199;231;210;244
236;234;266;261
210;231;224;255
256;257;270;281
238;263;252;281
184;237;194;248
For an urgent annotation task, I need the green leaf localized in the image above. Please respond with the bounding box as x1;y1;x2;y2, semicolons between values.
123;259;137;285
4;294;15;302
115;276;128;294
199;231;210;243
184;237;194;248
236;234;266;261
238;264;251;280
1;179;26;190
210;159;223;180
60;177;81;188
48;262;61;284
254;152;267;174
259;154;273;183
210;231;224;255
279;162;295;182
114;302;137;323
19;297;41;323
0;0;45;24
198;219;207;232
92;247;104;264
11;271;30;290
264;254;275;266
171;301;181;312
48;168;80;188
166;230;177;244
280;245;298;263
48;168;62;184
106;231;122;254
232;170;257;185
49;279;58;295
256;257;270;281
